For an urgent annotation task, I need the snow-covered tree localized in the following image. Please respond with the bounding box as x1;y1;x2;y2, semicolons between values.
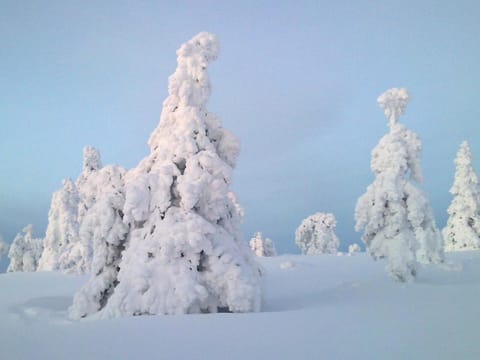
355;88;443;282
69;165;128;319
89;32;261;318
38;179;80;272
39;146;104;274
76;146;103;224
295;213;340;255
250;232;277;257
443;141;480;251
7;225;43;272
348;243;361;255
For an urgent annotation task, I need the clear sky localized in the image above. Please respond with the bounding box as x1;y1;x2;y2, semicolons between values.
1;0;479;259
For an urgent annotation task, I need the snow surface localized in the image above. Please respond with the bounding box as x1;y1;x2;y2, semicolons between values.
1;252;480;359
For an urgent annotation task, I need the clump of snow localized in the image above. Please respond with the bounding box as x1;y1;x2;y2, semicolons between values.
443;141;480;251
7;225;43;272
279;260;295;270
348;243;361;255
228;192;245;222
295;212;340;255
377;87;409;128
355;88;443;282
81;146;102;173
78;32;261;318
250;232;277;257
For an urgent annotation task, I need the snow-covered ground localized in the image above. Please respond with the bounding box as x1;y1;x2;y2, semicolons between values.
1;252;479;359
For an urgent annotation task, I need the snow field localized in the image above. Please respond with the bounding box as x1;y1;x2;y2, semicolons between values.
1;252;480;359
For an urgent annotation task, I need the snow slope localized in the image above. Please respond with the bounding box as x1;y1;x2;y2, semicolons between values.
1;252;479;359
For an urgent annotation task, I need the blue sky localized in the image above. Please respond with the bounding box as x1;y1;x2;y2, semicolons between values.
1;0;479;260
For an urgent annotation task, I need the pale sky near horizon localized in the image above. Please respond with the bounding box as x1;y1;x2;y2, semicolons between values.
1;1;479;266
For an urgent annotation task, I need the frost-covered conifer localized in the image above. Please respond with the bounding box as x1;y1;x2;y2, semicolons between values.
295;213;340;255
38;179;80;272
348;243;361;255
69;165;128;319
39;147;104;274
443;141;480;251
76;146;103;223
95;32;261;318
250;232;277;257
355;88;443;282
7;225;43;272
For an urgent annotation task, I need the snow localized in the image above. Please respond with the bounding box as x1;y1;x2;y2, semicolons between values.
355;88;443;282
443;141;480;251
1;252;480;359
295;212;340;255
85;32;261;317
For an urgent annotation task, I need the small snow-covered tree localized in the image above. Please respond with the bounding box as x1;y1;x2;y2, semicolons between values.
76;146;103;223
250;232;277;257
90;32;261;318
295;213;340;255
38;179;80;272
7;225;43;272
443;141;480;251
39;147;104;274
69;165;128;319
348;243;361;255
355;88;443;282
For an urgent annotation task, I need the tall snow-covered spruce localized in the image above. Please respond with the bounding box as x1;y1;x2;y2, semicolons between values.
443;141;480;251
355;88;443;282
84;32;261;318
295;213;340;255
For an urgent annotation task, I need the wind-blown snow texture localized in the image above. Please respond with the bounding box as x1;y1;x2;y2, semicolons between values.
443;141;480;251
355;88;443;282
1;252;479;359
83;32;261;318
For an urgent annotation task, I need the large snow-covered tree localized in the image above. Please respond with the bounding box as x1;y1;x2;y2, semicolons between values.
443;141;480;251
69;165;128;319
38;179;80;272
7;225;43;272
295;213;340;255
90;32;261;318
355;88;443;282
250;232;277;257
